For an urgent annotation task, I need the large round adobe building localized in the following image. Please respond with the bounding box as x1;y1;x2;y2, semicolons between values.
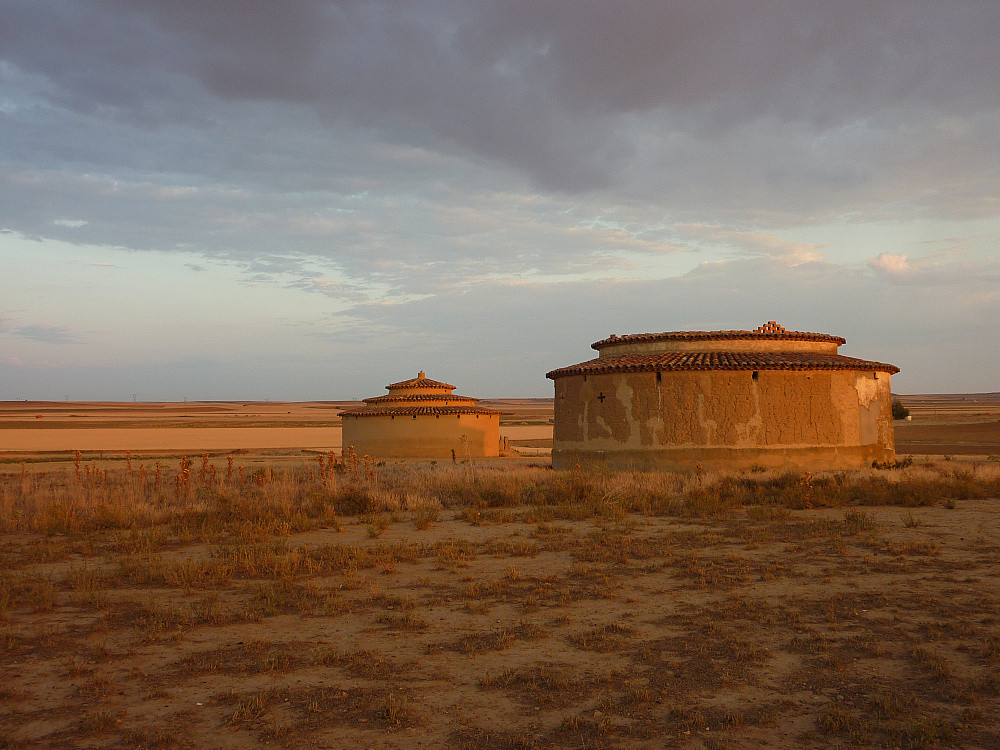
546;322;900;471
341;371;502;458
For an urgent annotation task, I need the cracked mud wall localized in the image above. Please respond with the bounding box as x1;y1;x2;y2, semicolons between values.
552;369;895;470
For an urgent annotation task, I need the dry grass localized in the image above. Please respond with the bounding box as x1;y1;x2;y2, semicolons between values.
2;455;1000;747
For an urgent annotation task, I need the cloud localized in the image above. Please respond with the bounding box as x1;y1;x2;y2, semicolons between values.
11;324;76;344
868;252;910;276
286;277;371;303
866;253;1000;294
0;315;76;344
0;1;997;224
1;1;998;397
338;252;1000;394
675;223;826;265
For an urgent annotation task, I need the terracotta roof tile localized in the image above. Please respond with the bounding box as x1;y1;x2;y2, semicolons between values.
341;405;503;418
386;376;456;390
592;325;845;350
353;370;498;415
547;351;900;379
363;394;478;405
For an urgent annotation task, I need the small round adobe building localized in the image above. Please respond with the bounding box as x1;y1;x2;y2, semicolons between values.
341;371;502;458
546;322;900;472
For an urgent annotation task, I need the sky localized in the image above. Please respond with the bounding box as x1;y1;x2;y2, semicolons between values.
1;0;999;400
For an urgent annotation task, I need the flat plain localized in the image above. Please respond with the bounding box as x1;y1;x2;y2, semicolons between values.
0;399;553;455
2;392;999;458
1;395;999;749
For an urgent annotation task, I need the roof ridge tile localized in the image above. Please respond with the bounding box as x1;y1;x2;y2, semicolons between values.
592;326;845;350
547;350;899;379
342;404;503;418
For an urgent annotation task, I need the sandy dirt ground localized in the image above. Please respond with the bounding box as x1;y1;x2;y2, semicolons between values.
1;393;999;748
1;463;999;748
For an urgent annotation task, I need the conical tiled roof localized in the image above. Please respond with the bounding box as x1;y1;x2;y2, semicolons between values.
385;370;456;390
341;371;502;419
547;350;900;378
549;323;898;378
591;321;846;351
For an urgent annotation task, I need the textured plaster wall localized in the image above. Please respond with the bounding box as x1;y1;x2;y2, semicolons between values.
371;397;471;406
552;369;895;470
342;413;500;458
386;386;452;396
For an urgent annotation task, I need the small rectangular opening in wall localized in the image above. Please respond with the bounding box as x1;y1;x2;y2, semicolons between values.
752;371;759;381
656;372;662;385
873;372;879;379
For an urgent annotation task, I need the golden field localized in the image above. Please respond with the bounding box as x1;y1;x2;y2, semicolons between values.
2;393;999;459
0;400;553;455
1;395;999;748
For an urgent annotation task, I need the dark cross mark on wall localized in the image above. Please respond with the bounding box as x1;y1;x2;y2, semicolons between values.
597;392;606;403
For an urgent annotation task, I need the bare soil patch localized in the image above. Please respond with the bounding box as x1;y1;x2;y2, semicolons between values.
895;393;1000;458
2;458;999;748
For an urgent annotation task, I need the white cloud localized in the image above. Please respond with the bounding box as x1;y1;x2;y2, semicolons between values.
675;223;826;265
868;252;911;276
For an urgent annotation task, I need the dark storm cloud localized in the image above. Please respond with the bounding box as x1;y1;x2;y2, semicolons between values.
2;0;997;214
526;1;996;119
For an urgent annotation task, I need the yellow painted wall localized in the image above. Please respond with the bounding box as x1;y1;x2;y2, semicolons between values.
552;369;895;471
342;412;501;458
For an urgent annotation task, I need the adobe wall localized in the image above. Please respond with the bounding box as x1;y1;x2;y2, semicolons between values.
597;338;840;357
385;386;453;396
342;413;500;458
552;369;895;471
369;397;472;406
